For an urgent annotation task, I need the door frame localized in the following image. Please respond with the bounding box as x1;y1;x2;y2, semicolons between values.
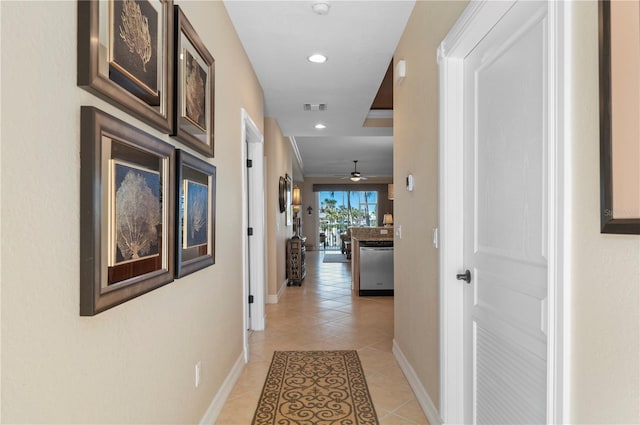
241;108;266;362
437;1;570;423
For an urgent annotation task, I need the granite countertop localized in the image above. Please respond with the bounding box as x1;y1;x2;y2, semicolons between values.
350;227;394;241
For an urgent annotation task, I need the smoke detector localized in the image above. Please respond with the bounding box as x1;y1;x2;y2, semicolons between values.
311;1;330;15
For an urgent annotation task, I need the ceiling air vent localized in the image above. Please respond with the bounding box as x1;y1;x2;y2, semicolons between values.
303;103;327;111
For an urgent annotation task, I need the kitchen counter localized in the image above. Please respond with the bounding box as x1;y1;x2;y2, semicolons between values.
350;227;394;294
349;226;394;242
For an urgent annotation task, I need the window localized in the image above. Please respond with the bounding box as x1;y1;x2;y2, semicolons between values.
318;191;378;249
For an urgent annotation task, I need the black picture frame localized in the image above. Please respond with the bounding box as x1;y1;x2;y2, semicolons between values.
80;106;175;316
77;0;174;133
598;0;640;234
279;176;286;213
175;150;216;278
172;6;215;157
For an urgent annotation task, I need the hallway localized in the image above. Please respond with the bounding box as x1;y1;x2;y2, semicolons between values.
216;251;429;424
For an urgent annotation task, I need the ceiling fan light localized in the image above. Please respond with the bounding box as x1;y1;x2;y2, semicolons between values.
350;176;361;182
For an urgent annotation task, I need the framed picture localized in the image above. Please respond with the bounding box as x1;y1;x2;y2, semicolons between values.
599;0;640;234
78;0;173;133
176;150;216;277
285;174;293;226
279;176;286;213
173;6;215;157
80;106;175;316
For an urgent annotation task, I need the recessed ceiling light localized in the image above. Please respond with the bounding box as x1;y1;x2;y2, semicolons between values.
308;54;327;64
314;123;327;129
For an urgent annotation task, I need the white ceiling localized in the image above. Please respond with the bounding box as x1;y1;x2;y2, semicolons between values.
224;0;415;179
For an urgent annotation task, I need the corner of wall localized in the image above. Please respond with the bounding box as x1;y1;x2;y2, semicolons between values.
264;118;295;300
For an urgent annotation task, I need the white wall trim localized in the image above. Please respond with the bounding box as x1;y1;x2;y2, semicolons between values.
392;340;442;425
288;136;304;176
241;108;266;343
437;1;515;64
267;280;287;304
547;2;571;423
438;1;567;424
199;353;245;425
437;51;465;425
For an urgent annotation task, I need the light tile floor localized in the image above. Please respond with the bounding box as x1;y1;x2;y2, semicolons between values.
216;250;429;425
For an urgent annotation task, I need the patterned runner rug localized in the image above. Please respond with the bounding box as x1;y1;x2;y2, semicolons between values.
252;350;379;425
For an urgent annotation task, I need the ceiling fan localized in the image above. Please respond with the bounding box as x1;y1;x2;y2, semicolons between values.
341;160;368;182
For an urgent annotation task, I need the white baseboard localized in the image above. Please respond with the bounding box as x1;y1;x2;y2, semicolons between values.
199;352;246;424
392;339;443;425
266;279;287;304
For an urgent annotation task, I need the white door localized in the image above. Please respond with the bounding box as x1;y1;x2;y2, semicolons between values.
462;2;548;423
241;109;266;363
245;139;253;331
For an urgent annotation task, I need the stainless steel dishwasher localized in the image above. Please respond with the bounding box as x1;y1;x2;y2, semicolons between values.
359;240;394;296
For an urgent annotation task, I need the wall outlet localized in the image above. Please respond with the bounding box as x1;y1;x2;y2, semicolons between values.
380;229;388;235
395;224;402;239
195;361;201;388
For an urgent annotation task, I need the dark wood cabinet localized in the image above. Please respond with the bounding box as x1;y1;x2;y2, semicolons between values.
286;236;306;286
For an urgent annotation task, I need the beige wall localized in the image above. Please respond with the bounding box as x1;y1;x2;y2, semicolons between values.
0;1;263;422
570;2;640;423
264;118;294;299
393;0;468;409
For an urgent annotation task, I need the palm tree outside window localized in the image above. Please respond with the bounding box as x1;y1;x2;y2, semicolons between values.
318;191;378;250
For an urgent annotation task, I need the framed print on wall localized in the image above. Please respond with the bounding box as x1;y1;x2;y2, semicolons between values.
77;0;174;133
175;150;216;278
80;106;175;316
599;0;640;234
279;176;286;213
172;6;215;157
285;174;292;226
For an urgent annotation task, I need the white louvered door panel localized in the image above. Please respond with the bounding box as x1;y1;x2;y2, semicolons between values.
462;1;548;423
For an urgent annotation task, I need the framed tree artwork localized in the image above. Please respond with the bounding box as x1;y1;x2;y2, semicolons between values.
599;0;640;234
175;150;216;277
80;106;175;316
173;6;215;157
77;0;174;133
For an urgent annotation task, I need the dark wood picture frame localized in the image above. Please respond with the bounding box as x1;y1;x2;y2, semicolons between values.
285;174;293;226
172;6;215;157
598;0;640;234
78;0;174;133
175;150;216;277
279;176;286;213
80;106;175;316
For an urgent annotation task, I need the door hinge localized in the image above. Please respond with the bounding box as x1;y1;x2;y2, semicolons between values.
246;159;253;168
247;227;254;236
248;295;254;304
